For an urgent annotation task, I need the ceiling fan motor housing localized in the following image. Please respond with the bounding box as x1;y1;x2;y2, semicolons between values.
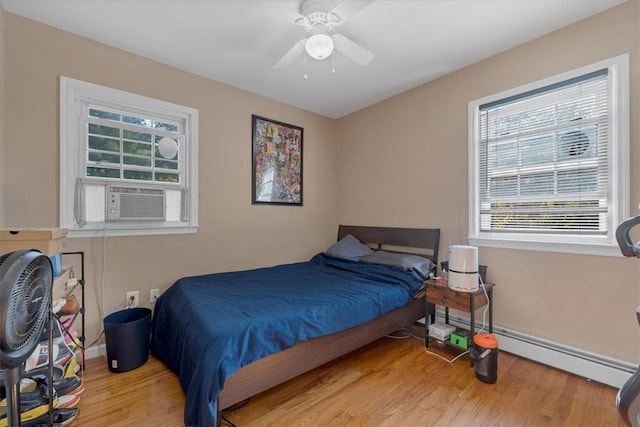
300;0;341;16
296;0;343;32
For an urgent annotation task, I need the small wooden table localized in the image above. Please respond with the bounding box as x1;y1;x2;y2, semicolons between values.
424;279;494;363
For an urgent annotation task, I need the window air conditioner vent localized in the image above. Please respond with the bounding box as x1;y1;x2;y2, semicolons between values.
106;185;165;221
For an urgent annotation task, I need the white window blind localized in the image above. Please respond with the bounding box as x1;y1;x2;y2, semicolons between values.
468;54;629;256
479;69;609;235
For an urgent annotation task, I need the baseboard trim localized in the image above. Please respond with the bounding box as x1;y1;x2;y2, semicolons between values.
420;312;636;389
85;344;105;360
86;316;637;389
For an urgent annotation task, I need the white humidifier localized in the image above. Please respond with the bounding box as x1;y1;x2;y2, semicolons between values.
448;245;479;292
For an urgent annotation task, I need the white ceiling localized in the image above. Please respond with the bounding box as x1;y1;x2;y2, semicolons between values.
0;0;627;119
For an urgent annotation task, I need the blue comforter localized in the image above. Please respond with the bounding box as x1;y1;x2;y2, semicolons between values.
151;254;422;426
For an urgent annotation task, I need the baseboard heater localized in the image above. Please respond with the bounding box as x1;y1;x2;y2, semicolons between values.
421;311;636;389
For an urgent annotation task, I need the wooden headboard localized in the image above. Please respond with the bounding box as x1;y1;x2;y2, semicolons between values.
337;225;440;265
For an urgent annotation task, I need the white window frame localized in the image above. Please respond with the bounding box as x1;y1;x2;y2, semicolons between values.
468;54;629;257
60;76;199;238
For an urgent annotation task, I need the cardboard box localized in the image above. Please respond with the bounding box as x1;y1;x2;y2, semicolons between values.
0;228;67;256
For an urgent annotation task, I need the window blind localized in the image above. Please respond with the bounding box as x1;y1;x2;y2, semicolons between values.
478;69;609;235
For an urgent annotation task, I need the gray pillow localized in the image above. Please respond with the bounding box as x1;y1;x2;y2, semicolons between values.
324;234;374;261
360;250;435;278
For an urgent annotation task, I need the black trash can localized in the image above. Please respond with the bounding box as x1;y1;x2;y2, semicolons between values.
103;307;152;373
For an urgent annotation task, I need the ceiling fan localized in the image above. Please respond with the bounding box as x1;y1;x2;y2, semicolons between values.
273;0;375;69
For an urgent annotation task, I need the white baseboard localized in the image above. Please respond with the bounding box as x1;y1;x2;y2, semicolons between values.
86;316;637;389
419;312;636;389
84;344;105;360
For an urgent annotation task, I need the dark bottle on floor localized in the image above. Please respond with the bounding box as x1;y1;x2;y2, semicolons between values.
472;333;498;384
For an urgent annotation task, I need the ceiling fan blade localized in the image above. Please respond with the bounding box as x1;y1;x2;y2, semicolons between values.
332;34;374;65
273;39;307;69
330;0;375;20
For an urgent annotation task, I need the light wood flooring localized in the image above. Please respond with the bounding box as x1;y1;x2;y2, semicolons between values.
74;326;625;426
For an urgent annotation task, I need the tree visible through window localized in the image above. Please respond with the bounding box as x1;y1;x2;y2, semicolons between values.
86;107;181;183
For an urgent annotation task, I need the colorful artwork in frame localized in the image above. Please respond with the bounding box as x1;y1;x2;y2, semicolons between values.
252;115;303;205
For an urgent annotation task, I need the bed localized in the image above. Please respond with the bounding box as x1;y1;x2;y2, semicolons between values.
151;225;440;426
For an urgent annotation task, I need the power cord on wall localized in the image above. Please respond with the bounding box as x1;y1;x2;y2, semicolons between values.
86;330;105;348
94;223;109;358
476;274;490;334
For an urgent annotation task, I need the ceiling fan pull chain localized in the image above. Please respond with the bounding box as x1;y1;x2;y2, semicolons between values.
304;54;309;80
332;51;336;75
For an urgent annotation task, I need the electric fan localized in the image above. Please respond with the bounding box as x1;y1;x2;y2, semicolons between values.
0;250;53;427
273;0;375;69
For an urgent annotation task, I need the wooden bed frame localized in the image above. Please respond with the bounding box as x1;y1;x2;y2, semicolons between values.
218;225;440;410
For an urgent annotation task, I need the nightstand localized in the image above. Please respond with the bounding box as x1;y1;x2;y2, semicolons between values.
424;279;494;364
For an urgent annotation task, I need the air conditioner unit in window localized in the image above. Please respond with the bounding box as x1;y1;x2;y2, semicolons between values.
106;185;165;221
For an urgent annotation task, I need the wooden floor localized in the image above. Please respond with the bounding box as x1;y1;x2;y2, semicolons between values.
74;326;625;426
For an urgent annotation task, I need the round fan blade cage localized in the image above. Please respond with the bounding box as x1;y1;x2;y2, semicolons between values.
0;252;15;268
0;250;52;367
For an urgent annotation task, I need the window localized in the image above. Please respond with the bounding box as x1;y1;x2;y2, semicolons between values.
60;77;198;237
468;55;629;256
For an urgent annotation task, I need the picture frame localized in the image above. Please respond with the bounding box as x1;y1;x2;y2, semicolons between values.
251;115;303;206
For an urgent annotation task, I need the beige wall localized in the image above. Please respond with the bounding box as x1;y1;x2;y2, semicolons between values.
337;1;640;362
3;14;338;341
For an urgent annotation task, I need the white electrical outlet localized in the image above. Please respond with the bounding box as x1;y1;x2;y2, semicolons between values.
150;288;160;304
126;291;139;308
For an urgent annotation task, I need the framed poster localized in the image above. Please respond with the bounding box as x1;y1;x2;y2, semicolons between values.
251;115;303;205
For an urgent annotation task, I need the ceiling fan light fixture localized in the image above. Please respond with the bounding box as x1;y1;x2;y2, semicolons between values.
305;33;334;60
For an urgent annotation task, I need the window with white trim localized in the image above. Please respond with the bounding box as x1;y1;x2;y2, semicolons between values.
468;55;629;256
60;77;198;237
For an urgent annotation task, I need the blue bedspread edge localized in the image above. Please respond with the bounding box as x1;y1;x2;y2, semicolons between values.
151;254;422;426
